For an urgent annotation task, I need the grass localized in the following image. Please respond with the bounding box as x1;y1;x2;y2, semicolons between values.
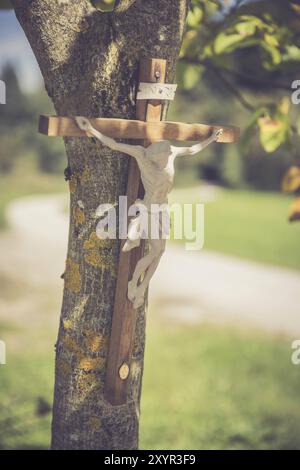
140;316;300;450
170;187;300;270
0;351;54;450
1;308;300;450
0;317;56;450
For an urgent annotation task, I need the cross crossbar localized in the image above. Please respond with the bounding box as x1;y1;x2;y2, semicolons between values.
39;115;239;143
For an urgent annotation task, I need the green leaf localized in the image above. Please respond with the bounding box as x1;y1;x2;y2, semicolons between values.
187;6;203;29
258;114;290;152
214;32;245;55
213;15;268;56
236;21;256;36
264;33;279;47
282;45;300;62
260;41;282;67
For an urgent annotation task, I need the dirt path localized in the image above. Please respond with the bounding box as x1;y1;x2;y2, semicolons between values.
1;194;299;335
2;194;68;287
150;246;300;335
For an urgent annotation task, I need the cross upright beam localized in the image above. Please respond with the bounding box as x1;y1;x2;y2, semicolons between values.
103;58;167;405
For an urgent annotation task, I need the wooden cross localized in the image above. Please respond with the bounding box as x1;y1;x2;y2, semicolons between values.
39;58;239;406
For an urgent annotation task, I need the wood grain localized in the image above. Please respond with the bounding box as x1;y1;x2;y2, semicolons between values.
39;115;240;143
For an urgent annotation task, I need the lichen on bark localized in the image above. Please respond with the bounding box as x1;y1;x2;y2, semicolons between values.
12;0;190;449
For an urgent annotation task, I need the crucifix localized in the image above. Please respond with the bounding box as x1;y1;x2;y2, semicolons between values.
39;58;239;406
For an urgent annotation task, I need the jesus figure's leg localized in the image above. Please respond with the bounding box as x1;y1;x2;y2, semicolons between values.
131;239;166;308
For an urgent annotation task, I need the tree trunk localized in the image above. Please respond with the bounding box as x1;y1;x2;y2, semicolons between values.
12;0;190;449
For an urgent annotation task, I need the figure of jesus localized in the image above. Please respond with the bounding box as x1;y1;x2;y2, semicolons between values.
76;117;222;309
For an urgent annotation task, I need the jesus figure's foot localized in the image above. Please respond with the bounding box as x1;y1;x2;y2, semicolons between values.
127;279;136;304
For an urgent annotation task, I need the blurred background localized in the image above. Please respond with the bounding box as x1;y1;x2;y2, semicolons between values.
0;0;300;449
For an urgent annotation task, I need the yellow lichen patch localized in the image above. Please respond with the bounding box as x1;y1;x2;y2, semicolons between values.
79;166;91;186
74;206;85;226
83;232;101;250
85;330;106;353
63;319;73;330
61;333;82;355
65;258;81;293
63;296;89;332
87;416;102;430
75;374;100;404
69;174;77;194
78;356;105;372
83;232;115;270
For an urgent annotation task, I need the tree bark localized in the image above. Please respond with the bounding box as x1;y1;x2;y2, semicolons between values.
12;0;190;449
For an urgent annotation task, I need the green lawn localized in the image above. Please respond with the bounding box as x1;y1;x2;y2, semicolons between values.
0;351;54;450
141;317;300;450
1;313;300;450
170;187;300;270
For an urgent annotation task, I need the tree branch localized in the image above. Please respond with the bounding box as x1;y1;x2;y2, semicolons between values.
181;57;292;92
210;64;256;112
